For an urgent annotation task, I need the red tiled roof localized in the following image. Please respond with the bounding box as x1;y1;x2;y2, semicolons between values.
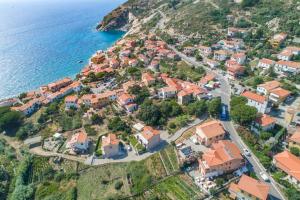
241;91;266;104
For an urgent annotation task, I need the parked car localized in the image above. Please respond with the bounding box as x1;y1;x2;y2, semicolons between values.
243;148;251;156
260;172;270;182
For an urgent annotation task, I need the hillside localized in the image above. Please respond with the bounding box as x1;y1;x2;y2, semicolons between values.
98;0;300;41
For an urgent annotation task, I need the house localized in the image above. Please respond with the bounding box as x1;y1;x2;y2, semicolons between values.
47;77;73;92
289;131;300;150
198;45;212;57
109;58;120;68
124;103;138;113
149;59;160;71
269;33;287;48
142;72;155;86
241;91;268;113
229;175;270;200
80;94;109;109
199;140;245;178
136;126;160;150
11;99;41;116
128;59;138;67
231;52;246;65
138;54;149;64
214;50;229;61
199;73;217;86
251;114;276;134
256;80;281;95
277;49;293;61
177;90;193;105
285;46;300;55
122;80;138;92
275;60;300;75
227;27;248;37
66;132;89;153
158;87;177;99
273;150;300;187
257;58;275;69
205;59;220;68
117;93;135;106
218;39;244;51
102;133;120;158
227;64;245;79
196;120;226;146
65;95;79;110
269;87;291;103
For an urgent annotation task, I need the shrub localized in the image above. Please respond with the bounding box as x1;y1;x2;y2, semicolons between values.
114;181;123;190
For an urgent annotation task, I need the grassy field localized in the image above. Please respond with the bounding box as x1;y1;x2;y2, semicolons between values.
135;174;203;200
77;152;168;200
159;145;180;174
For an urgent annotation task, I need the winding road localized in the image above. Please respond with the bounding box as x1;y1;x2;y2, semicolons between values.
168;45;286;200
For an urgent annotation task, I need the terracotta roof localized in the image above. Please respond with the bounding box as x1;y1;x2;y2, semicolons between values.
199;73;216;85
118;93;134;103
286;46;300;52
274;150;300;182
289;131;300;144
102;133;119;147
142;73;155;82
196;120;225;139
258;80;281;92
177;89;193;97
259;58;275;65
235;175;270;200
142;126;160;141
255;114;276;127
241;91;266;104
232;52;246;59
160;86;177;93
65;95;78;102
73;132;87;143
276;60;300;69
202;140;243;167
270;87;291;98
227;64;244;73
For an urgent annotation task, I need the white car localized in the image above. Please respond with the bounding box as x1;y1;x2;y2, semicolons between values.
243;148;251;156
260;172;270;182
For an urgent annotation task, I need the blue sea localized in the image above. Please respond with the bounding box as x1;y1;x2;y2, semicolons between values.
0;0;126;99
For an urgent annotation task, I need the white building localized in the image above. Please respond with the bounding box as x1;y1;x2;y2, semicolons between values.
158;87;177;99
66;132;89;153
257;58;275;69
275;60;300;75
241;91;269;114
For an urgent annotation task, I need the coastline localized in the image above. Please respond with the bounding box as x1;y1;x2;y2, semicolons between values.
0;30;125;102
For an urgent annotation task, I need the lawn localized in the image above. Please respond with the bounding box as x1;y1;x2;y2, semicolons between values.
129;135;145;153
141;175;203;200
77;152;168;199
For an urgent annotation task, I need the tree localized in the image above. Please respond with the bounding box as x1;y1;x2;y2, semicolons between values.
187;100;207;118
91;114;103;125
290;147;300;156
230;96;247;108
207;98;221;118
259;131;272;141
241;0;259;8
231;104;257;125
128;85;150;104
0;107;23;133
137;100;165;126
108;117;131;134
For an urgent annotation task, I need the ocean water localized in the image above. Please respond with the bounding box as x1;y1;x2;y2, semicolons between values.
0;0;126;99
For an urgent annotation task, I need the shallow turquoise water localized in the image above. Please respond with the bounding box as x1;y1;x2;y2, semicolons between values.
0;0;125;99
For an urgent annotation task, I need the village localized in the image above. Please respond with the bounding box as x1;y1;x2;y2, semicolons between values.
1;25;300;200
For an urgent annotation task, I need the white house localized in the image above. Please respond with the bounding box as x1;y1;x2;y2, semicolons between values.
241;91;269;114
251;114;276;134
277;50;293;61
231;52;246;65
65;95;79;110
136;126;160;150
275;60;300;75
256;80;281;95
257;58;275;69
102;133;120;158
158;87;177;99
66;132;89;153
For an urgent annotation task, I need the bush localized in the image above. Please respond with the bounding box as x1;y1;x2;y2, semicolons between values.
114;181;123;190
290;147;300;156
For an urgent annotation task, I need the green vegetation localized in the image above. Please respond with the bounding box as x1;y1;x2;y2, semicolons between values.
0;107;23;134
108;117;131;134
207;97;222;118
187;100;208;118
128;85;150;104
230;96;257;125
137;99;182;126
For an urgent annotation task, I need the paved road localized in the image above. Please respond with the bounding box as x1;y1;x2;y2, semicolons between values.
170;46;286;200
85;117;205;166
